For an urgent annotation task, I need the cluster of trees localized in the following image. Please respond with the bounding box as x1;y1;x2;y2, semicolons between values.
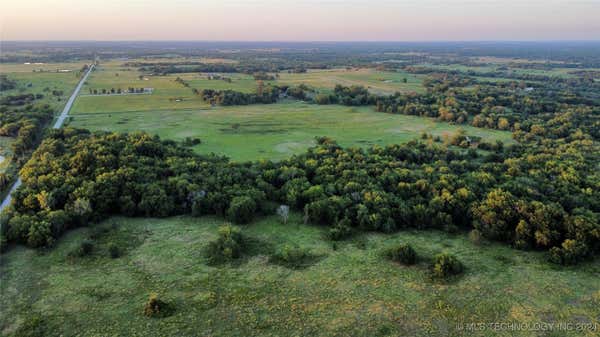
252;72;276;81
201;86;280;106
314;85;375;106
1;113;597;264
306;77;597;137
1;93;43;106
134;62;291;76
0;75;17;91
88;87;147;95
0;101;55;172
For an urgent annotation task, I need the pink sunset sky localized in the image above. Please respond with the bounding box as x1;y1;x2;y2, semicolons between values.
1;0;599;41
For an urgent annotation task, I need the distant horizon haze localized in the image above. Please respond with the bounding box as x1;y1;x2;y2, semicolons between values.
1;0;599;41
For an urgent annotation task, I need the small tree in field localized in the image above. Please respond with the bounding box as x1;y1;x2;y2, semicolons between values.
432;253;464;279
277;205;289;224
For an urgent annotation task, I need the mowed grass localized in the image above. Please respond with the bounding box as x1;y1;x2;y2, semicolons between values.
70;101;514;161
1;214;598;337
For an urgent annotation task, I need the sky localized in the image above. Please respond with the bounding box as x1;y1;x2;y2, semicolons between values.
1;0;599;41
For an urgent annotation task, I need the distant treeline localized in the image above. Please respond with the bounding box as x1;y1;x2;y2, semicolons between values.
129;62;312;75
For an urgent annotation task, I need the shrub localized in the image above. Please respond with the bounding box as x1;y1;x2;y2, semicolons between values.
270;244;317;269
108;242;120;258
468;229;483;245
327;218;353;241
227;196;257;224
205;224;246;264
0;233;7;253
549;239;588;265
143;293;172;318
432;253;464;279
67;239;94;258
386;243;417;265
14;312;46;337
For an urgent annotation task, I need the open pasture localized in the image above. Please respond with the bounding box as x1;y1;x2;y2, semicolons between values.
0;61;86;73
1;214;598;337
70;101;513;161
74;62;209;113
0;65;86;112
276;68;425;94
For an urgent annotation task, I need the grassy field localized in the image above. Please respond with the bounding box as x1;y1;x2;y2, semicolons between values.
423;63;581;80
76;60;425;113
1;214;598;337
1;62;87;113
69;101;513;161
76;62;209;113
276;68;425;94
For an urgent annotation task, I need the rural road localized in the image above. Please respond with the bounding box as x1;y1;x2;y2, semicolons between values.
0;64;95;214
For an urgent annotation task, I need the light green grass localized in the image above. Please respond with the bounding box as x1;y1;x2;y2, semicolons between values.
182;73;259;93
1;214;598;336
70;101;513;161
0;69;84;113
276;68;424;94
76;64;209;113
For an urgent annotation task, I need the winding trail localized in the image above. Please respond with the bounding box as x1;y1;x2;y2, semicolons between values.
0;64;95;214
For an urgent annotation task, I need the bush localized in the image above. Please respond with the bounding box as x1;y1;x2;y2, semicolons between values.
0;233;7;253
68;239;94;258
468;229;483;245
108;242;120;258
549;239;588;265
386;243;417;265
270;244;317;269
14;312;46;337
432;253;464;279
205;224;246;264
227;196;257;224
327;218;353;241
143;293;172;318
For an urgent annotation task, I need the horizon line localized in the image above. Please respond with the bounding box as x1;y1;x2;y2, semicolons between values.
3;39;600;43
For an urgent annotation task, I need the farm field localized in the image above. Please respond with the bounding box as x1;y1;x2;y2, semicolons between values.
423;63;581;79
0;62;86;113
75;62;209;113
1;214;598;337
69;101;514;161
275;68;425;94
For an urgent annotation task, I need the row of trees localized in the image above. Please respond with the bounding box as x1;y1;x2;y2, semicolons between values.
201;87;280;106
87;87;147;95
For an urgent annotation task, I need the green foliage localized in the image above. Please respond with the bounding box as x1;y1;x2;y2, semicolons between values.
13;312;46;337
67;239;94;258
205;224;246;264
143;293;172;318
468;229;484;245
326;218;353;241
269;244;318;269
386;243;417;265
227;196;257;224
549;240;589;265
108;242;120;258
431;253;464;279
